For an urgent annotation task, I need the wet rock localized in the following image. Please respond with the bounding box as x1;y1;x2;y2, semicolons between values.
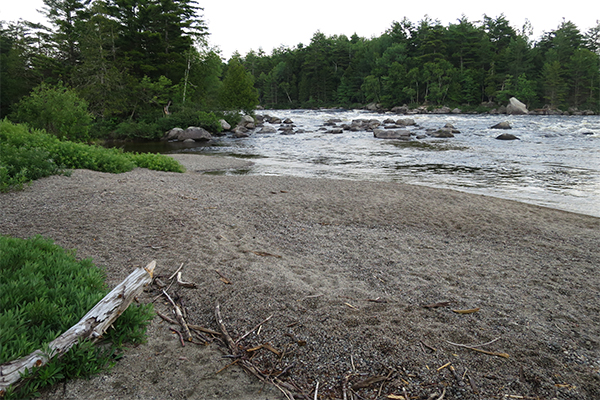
178;126;212;141
283;118;294;124
430;129;455;138
258;126;277;134
396;118;416;126
373;129;412;139
496;133;520;140
491;121;512;130
233;126;250;138
327;128;344;134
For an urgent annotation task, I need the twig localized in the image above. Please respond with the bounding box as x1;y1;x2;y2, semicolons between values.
437;362;451;372
216;358;240;374
156;310;177;325
170;328;185;346
215;303;238;355
163;289;192;341
420;340;437;352
314;381;319;400
235;314;274;344
446;337;500;348
176;271;197;288
188;324;221;336
436;387;446;400
215;269;232;284
298;293;324;302
445;338;509;358
168;262;185;280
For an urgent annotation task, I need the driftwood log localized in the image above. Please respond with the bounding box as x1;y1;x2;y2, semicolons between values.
0;260;156;394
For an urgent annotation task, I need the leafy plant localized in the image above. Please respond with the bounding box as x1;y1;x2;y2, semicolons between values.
10;82;93;142
0;235;154;399
0;120;185;191
126;152;186;173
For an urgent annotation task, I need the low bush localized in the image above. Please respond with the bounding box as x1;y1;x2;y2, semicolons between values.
9;82;93;142
0;235;154;399
0;120;185;191
126;152;186;173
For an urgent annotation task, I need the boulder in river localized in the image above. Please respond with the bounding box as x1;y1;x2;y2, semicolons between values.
373;129;412;139
496;133;520;140
491;121;512;130
178;126;212;141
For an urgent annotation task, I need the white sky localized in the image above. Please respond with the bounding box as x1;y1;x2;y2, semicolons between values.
1;0;598;59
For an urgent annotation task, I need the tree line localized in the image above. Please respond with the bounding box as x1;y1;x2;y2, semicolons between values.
1;0;258;140
241;16;600;112
1;4;599;141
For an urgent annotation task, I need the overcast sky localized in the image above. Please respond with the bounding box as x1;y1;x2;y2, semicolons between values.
1;0;598;59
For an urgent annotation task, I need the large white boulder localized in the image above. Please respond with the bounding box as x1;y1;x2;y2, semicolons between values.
507;97;528;115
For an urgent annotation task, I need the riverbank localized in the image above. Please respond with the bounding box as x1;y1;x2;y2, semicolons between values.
1;155;599;399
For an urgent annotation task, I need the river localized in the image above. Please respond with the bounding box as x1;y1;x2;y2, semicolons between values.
122;110;600;218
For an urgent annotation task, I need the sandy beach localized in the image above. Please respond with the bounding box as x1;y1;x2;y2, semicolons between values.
1;154;599;399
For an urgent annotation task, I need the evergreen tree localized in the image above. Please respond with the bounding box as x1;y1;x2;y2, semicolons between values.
219;57;258;113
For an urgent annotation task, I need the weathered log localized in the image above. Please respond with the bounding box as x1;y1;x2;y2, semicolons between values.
0;260;156;394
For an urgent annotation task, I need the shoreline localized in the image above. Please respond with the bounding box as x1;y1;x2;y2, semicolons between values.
1;157;599;399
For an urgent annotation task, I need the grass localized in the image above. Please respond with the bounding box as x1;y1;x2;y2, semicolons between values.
0;119;185;192
0;235;154;399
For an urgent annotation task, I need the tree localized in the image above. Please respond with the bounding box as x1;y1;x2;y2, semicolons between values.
219;57;258;113
10;82;93;141
542;60;567;108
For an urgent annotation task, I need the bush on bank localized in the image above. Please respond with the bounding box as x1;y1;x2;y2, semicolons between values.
0;119;185;192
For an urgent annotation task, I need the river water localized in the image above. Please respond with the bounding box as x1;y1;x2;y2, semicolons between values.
131;110;600;217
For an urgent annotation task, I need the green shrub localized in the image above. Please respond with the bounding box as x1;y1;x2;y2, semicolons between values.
0;235;154;399
126;152;186;173
0;120;185;191
10;82;93;142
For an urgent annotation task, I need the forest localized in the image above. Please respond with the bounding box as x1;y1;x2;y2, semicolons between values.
1;0;599;141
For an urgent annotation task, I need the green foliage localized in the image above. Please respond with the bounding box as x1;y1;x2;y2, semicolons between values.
219;57;259;113
0;120;185;191
0;235;154;399
126;152;186;173
10;82;93;142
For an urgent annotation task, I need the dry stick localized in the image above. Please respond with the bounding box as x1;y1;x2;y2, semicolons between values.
156;310;177;325
216;358;240;374
215;303;238;355
313;381;319;400
170;328;185;346
163;289;192;341
187;324;221;336
436;387;446;400
445;339;509;358
168;262;185;280
235;314;274;344
176;271;197;288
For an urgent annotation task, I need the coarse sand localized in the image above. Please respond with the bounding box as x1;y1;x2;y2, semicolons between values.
1;154;599;399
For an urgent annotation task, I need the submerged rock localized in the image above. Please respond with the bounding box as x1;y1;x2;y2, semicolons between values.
491;121;512;130
496;133;520;140
373;129;412;139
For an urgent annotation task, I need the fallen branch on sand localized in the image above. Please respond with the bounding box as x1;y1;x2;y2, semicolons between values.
0;261;156;394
